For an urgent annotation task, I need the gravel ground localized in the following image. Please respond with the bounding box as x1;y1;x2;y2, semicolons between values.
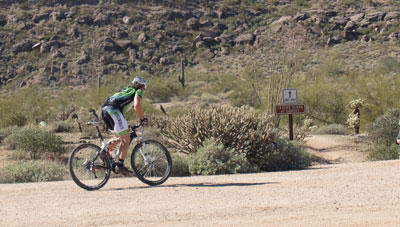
1;159;400;226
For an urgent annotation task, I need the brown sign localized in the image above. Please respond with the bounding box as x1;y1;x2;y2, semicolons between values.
275;104;306;115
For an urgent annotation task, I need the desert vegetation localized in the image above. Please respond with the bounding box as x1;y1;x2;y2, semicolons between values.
1;0;400;183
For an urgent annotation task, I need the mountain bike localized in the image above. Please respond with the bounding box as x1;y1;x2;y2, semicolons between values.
68;118;172;191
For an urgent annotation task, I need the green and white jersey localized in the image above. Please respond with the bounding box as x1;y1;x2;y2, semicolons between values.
103;86;143;114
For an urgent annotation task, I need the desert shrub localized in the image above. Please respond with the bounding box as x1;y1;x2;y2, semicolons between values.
188;138;259;175
0;160;66;183
81;126;98;139
0;126;19;144
4;127;66;160
256;138;311;171
366;109;400;146
50;121;74;133
152;105;280;170
294;117;314;141
313;124;348;135
146;76;182;103
368;143;398;161
171;153;190;177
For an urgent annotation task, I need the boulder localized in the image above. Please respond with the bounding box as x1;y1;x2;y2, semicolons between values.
11;40;33;54
202;36;219;46
122;16;134;25
212;23;227;31
172;45;183;53
154;33;163;42
195;41;206;48
324;10;338;17
159;57;169;65
200;19;213;27
200;28;218;36
33;12;49;23
218;34;234;46
186;17;200;30
326;37;340;46
100;55;113;65
385;11;400;21
329;16;348;26
50;11;65;21
163;10;185;21
234;33;255;45
116;40;137;50
69;25;80;38
344;21;357;31
103;38;121;52
271;16;292;26
94;13;110;26
389;32;399;42
350;13;364;23
343;29;361;41
129;49;137;62
293;13;308;22
76;16;93;25
0;15;6;26
365;11;386;22
40;40;61;53
142;49;154;59
109;28;128;39
220;46;229;55
51;50;64;58
215;9;227;19
76;52;90;65
138;32;148;43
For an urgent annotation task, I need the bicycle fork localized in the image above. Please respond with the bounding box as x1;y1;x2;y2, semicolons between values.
139;142;155;165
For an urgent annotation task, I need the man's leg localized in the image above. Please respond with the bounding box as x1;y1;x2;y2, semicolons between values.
119;133;131;161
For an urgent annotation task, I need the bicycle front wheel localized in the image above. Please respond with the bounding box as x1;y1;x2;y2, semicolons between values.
131;140;172;186
68;143;111;190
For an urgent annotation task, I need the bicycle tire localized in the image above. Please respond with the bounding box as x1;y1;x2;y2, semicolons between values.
130;139;172;186
68;143;111;191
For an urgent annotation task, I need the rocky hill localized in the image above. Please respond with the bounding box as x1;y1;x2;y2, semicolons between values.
0;0;399;89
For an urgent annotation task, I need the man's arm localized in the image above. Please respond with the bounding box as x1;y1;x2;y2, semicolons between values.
133;94;144;121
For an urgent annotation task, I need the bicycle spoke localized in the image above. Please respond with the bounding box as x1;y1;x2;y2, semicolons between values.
69;144;110;190
131;140;172;185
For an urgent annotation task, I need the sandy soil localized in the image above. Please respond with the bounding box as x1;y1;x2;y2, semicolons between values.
1;134;400;226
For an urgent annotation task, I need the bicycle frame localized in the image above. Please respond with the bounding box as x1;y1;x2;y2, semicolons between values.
86;121;154;166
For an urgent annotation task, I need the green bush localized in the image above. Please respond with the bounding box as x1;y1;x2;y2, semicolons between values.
366;109;400;146
368;143;399;161
255;138;311;171
81;126;98;139
0;126;19;144
188;138;259;175
146;76;182;103
50;121;74;133
313;124;348;135
0;160;66;183
4;127;66;160
153;105;280;171
171;153;191;177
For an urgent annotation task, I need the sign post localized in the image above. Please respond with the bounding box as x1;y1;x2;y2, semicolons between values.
275;88;305;140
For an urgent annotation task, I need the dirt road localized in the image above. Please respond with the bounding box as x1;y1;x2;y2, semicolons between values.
1;159;400;226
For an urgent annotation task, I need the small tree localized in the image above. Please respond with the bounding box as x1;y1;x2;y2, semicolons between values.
346;98;365;134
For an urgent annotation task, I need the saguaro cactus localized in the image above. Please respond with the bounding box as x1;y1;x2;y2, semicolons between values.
178;58;185;88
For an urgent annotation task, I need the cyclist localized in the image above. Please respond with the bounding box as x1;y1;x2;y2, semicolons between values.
101;76;148;175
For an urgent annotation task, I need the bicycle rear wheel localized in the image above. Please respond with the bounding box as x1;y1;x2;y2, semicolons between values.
131;140;172;186
68;143;111;190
